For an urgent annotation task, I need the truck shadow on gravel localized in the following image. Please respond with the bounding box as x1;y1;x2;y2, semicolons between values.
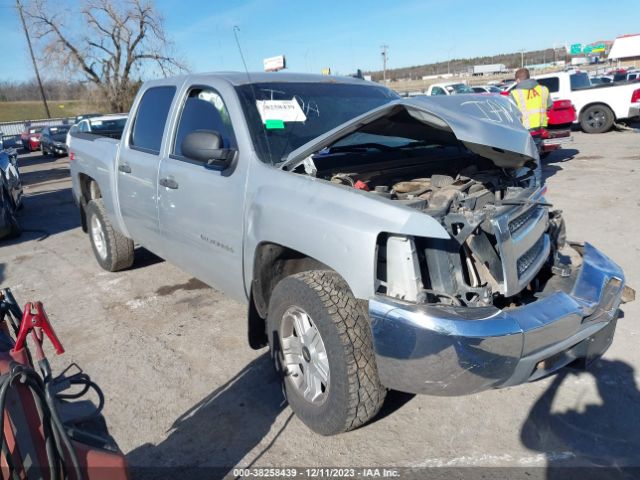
126;354;288;479
125;353;414;479
541;148;579;183
521;357;640;479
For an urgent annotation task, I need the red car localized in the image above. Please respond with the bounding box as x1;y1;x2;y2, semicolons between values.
20;126;43;152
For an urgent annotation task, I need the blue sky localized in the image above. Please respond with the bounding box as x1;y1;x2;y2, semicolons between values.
0;0;638;82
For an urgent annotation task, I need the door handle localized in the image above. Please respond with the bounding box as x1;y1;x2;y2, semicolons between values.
118;164;132;173
159;177;179;189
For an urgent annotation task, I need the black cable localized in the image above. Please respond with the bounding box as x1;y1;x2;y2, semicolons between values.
0;364;62;479
45;380;83;480
0;362;84;480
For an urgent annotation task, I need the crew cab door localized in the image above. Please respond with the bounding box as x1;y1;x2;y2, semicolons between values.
157;85;247;301
117;86;176;256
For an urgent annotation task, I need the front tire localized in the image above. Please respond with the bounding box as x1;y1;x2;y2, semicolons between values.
580;104;614;133
85;199;134;271
267;270;386;435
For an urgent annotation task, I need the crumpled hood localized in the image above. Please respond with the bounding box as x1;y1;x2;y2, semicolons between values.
281;95;538;170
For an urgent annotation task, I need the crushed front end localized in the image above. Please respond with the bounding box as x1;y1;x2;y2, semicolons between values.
370;240;629;395
283;95;632;396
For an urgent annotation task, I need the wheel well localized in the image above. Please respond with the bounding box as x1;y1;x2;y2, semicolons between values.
78;173;102;202
579;102;616;122
248;243;331;349
77;174;101;232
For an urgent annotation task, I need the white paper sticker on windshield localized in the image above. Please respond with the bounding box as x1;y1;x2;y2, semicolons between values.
256;99;307;124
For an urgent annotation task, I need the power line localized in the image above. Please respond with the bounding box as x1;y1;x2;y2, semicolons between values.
16;0;50;118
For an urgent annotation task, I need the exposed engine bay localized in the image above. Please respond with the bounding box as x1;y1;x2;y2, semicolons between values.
306;148;566;309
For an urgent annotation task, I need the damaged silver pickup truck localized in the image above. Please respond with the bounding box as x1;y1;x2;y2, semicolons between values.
68;73;632;435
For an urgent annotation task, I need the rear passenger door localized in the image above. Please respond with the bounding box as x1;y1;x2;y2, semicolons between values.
156;84;247;300
117;85;177;257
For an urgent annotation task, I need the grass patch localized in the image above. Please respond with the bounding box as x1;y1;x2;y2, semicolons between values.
0;100;91;122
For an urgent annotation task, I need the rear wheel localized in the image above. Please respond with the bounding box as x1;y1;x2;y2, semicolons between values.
267;270;386;435
85;199;134;271
580;105;614;133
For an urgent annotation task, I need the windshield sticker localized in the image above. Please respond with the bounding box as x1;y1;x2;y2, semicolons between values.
256;99;307;124
265;119;285;130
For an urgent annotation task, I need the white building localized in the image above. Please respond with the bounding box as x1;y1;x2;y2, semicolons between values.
608;34;640;67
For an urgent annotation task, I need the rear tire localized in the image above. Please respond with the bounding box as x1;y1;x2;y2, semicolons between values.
580;105;614;134
267;270;386;435
85;199;134;271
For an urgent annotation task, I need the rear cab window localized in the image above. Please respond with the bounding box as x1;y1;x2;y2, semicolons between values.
129;86;176;155
537;77;560;93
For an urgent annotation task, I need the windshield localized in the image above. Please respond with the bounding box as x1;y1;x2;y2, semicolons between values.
235;82;399;164
89;118;127;133
447;83;474;94
49;126;70;141
570;72;591;90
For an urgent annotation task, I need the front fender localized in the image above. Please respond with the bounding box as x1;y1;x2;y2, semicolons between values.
243;163;449;300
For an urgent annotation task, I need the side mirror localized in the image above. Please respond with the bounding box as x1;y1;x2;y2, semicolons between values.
181;130;235;169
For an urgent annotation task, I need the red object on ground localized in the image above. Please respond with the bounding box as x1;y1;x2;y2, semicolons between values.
13;301;65;355
1;295;129;480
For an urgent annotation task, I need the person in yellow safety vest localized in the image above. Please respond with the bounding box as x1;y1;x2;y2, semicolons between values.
510;68;553;130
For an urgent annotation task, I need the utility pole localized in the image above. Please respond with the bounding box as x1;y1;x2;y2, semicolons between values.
520;49;525;68
16;0;50;118
380;44;388;83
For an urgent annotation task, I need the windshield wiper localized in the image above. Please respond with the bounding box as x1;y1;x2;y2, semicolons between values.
326;140;436;154
326;143;396;153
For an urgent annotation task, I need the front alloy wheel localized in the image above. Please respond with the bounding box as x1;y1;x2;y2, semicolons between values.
280;306;330;404
267;270;386;435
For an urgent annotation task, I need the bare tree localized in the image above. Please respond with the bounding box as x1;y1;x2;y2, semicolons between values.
25;0;186;112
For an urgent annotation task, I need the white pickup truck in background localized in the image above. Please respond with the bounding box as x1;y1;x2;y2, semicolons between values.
533;70;640;133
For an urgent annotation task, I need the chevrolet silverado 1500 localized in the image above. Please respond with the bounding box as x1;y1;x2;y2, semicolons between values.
69;73;630;435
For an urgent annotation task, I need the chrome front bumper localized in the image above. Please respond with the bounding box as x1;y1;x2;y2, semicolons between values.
369;243;625;396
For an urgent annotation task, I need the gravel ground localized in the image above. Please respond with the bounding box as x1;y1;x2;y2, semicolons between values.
0;126;638;479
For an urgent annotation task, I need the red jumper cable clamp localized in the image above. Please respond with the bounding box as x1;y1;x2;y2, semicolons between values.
12;302;65;378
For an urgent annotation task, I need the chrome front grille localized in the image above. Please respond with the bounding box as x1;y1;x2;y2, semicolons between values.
490;190;550;296
509;206;541;237
517;235;546;279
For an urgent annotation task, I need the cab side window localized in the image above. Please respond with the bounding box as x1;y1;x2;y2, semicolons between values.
173;87;236;158
431;87;446;96
130;86;176;155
